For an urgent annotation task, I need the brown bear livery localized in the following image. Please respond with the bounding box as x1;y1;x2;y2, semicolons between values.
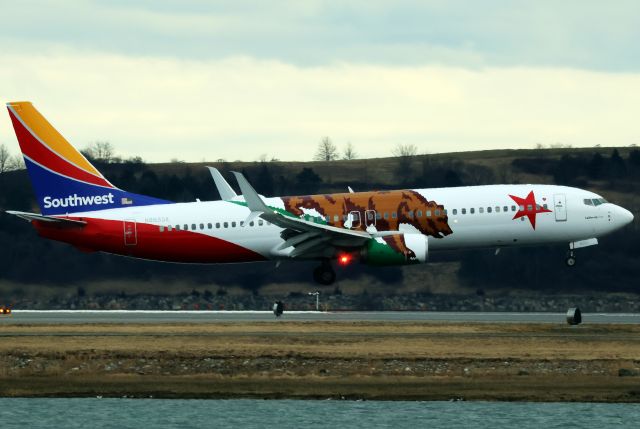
282;190;453;255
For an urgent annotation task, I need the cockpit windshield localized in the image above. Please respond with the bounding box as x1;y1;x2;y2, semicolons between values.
584;198;608;206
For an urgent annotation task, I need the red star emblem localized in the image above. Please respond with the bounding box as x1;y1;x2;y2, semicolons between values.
509;191;552;229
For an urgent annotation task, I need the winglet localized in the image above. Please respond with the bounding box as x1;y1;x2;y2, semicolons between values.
232;171;271;213
207;167;237;200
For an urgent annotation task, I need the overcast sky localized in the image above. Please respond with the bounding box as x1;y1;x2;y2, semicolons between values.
1;0;639;162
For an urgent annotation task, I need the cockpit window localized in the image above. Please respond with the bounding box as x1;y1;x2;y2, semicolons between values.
586;198;608;206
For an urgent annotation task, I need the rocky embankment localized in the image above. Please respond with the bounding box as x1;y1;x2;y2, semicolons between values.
12;291;640;312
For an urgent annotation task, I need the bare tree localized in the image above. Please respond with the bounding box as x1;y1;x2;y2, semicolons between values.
392;143;418;158
84;141;115;163
0;144;10;174
342;142;358;160
314;137;338;161
8;154;25;171
392;143;418;185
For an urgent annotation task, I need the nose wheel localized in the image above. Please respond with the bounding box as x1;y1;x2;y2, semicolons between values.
565;250;577;267
313;260;336;285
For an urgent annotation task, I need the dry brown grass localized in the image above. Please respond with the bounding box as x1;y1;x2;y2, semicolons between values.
2;322;640;400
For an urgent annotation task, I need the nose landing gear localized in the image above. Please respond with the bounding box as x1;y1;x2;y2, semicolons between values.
313;260;336;285
565;250;577;267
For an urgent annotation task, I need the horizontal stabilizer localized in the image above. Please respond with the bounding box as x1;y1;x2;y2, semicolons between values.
5;210;86;226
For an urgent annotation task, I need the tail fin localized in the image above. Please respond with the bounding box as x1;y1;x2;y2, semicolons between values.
6;101;169;215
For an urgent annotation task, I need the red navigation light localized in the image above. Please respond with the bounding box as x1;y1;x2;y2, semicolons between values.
338;253;352;265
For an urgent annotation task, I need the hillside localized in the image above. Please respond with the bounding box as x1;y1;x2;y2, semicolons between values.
0;146;638;302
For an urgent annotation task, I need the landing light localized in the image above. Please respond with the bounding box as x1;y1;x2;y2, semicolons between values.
338;254;352;265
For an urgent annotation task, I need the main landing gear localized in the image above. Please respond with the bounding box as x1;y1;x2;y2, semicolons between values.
313;260;336;285
565;250;577;267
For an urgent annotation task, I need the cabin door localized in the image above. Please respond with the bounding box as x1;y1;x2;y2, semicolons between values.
123;220;137;246
347;211;361;229
365;210;376;228
553;194;567;222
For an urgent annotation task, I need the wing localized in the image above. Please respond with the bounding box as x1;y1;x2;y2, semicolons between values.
6;210;87;227
232;172;371;259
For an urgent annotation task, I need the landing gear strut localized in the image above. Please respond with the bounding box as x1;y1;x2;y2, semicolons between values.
565;250;577;267
313;260;336;285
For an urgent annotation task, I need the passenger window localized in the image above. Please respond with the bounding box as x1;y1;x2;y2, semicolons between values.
518;205;524;212
543;204;548;210
443;209;447;215
479;207;484;214
527;205;533;212
258;220;264;226
367;212;374;221
384;212;389;219
417;210;422;217
240;221;244;227
232;221;236;227
462;208;466;215
167;226;172;231
250;221;254;226
159;226;164;232
334;215;339;222
512;205;516;212
452;209;458;215
495;206;500;213
200;223;204;230
191;224;196;230
503;206;508;212
470;208;475;214
426;210;432;217
184;224;188;230
326;216;331;223
391;212;397;219
216;222;220;228
376;213;382;220
175;225;180;231
408;211;414;218
223;222;228;228
435;209;440;216
487;207;492;213
207;223;212;229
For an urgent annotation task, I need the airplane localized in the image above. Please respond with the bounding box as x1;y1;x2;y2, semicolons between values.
4;101;635;285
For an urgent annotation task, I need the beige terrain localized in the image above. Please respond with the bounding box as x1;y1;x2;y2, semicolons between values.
1;321;640;401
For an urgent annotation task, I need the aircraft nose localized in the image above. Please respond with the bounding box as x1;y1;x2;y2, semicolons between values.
618;206;634;226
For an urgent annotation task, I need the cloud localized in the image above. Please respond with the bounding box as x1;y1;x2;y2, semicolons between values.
1;1;639;70
1;52;638;162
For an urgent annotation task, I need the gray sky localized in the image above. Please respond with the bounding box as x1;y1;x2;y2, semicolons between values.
1;0;639;162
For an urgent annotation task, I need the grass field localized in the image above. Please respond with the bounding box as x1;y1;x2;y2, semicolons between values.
2;321;640;401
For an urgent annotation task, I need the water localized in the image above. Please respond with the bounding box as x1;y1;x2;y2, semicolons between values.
0;399;638;428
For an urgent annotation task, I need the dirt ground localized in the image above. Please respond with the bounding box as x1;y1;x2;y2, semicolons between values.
1;321;640;401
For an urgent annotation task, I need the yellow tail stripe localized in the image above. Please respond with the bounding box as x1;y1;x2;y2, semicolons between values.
7;101;103;178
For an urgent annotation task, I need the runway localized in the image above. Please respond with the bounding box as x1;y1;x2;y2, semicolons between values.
2;310;640;324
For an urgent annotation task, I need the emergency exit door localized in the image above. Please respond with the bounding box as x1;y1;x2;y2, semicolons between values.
123;220;137;246
554;194;567;222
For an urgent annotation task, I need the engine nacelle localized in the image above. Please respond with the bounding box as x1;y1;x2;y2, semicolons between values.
360;233;429;266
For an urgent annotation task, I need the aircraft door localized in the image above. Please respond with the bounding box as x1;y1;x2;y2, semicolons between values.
123;220;137;246
554;194;567;222
347;211;361;229
365;210;376;227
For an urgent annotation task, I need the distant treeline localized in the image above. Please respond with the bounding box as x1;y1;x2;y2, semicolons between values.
0;147;638;295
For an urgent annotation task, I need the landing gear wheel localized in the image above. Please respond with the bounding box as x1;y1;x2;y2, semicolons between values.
565;251;577;267
313;262;336;285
